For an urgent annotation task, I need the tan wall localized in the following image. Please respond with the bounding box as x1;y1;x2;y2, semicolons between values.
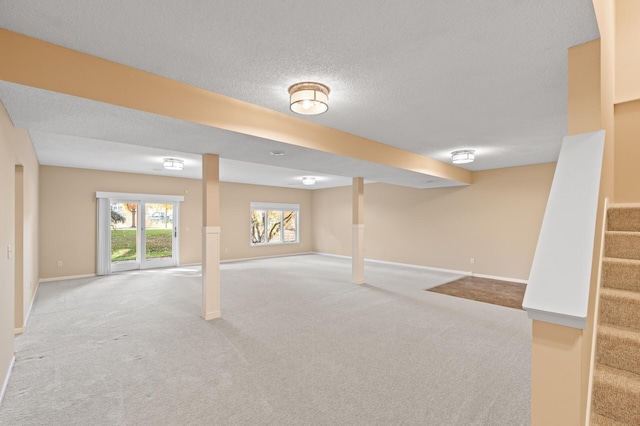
614;101;640;204
0;102;39;394
39;167;313;278
16;136;39;330
312;163;555;281
220;182;312;261
39;166;203;279
615;0;640;103
14;166;23;329
568;40;601;135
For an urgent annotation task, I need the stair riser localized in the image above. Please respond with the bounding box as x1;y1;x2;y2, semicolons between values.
608;208;640;232
605;233;640;260
602;261;640;292
597;333;640;375
593;380;640;424
600;296;640;330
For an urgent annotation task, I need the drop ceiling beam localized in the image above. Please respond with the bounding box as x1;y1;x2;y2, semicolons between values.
0;29;472;185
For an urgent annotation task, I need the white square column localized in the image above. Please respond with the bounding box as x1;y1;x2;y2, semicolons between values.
352;177;365;284
201;154;221;320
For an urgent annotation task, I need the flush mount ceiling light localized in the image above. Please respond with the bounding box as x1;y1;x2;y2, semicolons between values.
302;176;316;186
163;158;184;171
451;150;475;164
288;82;330;115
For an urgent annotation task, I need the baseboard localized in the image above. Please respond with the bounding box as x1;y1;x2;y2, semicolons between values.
366;257;472;276
0;354;16;406
313;252;351;261
221;252;315;264
14;327;25;335
313;252;527;284
39;273;96;283
471;273;527;284
608;202;640;208
201;310;221;320
23;279;41;329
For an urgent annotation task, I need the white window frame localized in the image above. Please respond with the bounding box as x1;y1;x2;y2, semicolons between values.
250;202;300;246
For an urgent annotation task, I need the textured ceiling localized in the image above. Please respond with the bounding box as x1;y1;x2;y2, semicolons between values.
0;1;599;188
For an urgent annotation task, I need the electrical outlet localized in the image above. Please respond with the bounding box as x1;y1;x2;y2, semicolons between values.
470;257;475;264
57;261;63;267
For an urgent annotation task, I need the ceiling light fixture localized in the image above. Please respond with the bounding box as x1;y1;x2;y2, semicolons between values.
302;176;316;186
288;82;330;115
451;150;475;164
163;158;184;170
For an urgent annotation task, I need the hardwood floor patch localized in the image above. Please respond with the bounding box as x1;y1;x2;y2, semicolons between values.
427;276;526;310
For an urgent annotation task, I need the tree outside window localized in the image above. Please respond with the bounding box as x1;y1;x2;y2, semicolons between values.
250;203;299;245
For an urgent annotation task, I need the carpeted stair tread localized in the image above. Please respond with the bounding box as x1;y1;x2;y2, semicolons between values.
596;324;640;375
608;207;640;232
602;258;640;292
590;412;628;426
600;288;640;330
593;364;640;424
605;231;640;260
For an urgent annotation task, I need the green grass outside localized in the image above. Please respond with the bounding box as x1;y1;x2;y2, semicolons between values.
111;229;172;262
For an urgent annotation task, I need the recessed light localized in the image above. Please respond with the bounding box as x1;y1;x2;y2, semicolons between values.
270;151;285;156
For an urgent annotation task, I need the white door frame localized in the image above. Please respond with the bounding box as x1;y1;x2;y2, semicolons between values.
139;201;179;270
96;192;184;274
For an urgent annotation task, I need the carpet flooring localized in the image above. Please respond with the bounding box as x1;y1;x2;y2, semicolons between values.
0;255;531;425
591;206;640;424
427;277;526;310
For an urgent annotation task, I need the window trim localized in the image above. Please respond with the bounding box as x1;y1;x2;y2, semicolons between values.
250;202;300;246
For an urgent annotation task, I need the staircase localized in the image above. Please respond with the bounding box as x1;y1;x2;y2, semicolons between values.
591;206;640;425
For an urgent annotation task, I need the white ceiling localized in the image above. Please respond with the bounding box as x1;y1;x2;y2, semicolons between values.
0;1;599;189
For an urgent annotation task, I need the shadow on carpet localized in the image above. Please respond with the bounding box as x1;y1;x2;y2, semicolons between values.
427;276;526;310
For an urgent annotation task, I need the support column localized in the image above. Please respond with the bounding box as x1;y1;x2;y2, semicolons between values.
352;177;364;284
202;154;221;320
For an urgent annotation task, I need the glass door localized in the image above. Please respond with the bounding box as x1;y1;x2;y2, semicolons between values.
109;200;178;272
110;201;140;272
141;202;177;269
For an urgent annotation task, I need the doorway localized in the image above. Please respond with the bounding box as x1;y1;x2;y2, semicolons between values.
110;200;179;272
14;165;24;333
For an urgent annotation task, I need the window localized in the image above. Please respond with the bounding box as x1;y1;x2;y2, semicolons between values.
250;202;299;245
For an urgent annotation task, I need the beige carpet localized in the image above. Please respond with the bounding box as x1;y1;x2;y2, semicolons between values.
591;207;640;424
0;255;531;425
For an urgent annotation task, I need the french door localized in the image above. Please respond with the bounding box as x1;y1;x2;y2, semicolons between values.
110;200;179;272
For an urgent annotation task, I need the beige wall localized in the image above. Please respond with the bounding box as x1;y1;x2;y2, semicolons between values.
615;0;640;104
0;102;39;396
14;166;23;330
614;101;640;203
220;182;312;261
312;163;555;281
39;167;313;278
39;167;203;279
